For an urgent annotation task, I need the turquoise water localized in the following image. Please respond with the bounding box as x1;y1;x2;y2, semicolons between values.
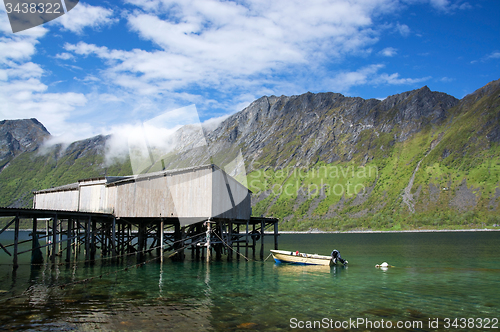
0;231;499;331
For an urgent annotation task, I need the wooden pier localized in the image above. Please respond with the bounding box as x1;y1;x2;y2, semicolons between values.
0;207;279;269
0;165;280;268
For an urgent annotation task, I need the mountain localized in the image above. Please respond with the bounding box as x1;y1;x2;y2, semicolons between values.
206;85;459;168
0;118;50;171
1;79;499;231
0;131;131;208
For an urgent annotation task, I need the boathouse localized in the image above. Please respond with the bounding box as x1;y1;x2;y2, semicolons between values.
33;164;251;225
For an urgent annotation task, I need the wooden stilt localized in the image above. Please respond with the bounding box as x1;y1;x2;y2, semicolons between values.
32;217;37;255
127;224;132;255
73;219;78;259
227;221;232;261
112;217;116;258
215;222;222;260
85;217;90;261
206;220;211;262
245;220;249;259
58;219;63;255
138;223;145;261
274;221;279;250
160;220;164;262
66;219;72;262
236;223;240;261
51;215;57;262
78;219;82;256
46;219;49;258
196;223;201;260
13;215;19;269
91;219;96;260
252;223;256;258
260;219;265;260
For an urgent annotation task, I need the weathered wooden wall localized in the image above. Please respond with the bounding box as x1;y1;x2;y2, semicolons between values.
33;186;79;211
79;179;110;213
108;166;213;218
33;164;251;224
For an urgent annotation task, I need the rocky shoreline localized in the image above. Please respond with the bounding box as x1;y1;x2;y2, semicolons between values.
271;228;500;234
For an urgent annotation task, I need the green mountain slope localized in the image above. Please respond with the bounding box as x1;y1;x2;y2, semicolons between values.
245;80;500;230
0;134;132;208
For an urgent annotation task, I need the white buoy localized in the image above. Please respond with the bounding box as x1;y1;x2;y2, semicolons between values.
375;262;390;268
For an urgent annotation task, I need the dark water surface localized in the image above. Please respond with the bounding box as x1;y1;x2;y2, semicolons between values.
0;231;499;331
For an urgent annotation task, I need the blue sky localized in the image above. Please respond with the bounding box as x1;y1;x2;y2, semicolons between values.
0;0;499;144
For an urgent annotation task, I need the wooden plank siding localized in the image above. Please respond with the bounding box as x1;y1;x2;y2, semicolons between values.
33;186;79;211
33;164;251;225
79;179;110;213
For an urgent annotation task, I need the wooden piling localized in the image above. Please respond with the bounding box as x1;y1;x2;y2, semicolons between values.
112;217;117;258
260;219;264;260
245;220;249;259
73;219;78;259
236;224;240;261
58;219;63;255
85;217;90;261
160;220;164;262
45;218;49;258
252;223;256;258
227;220;233;261
66;218;72;262
13;215;19;269
32;217;37;255
206;220;211;262
51;215;57;262
274;221;279;250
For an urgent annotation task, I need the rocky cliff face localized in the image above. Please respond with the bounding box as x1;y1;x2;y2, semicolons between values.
200;86;459;170
0;118;50;170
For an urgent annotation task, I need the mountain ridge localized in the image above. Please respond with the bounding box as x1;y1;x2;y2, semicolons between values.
1;79;499;231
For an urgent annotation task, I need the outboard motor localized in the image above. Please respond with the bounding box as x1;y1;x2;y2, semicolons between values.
331;249;348;265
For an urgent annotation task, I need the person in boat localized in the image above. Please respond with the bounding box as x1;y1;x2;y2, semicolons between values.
331;249;347;265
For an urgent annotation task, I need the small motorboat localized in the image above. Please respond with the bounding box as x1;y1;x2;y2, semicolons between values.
270;249;344;266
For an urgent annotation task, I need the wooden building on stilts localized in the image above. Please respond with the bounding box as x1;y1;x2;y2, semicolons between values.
0;164;279;268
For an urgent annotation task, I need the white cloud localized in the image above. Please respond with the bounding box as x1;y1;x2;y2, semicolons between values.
63;0;404;100
486;51;500;60
0;74;87;136
374;72;431;85
55;52;75;60
0;18;87;138
396;23;410;37
202;114;230;131
404;0;473;12
54;3;117;34
428;0;450;10
471;51;500;64
379;47;397;57
458;2;472;10
328;64;430;93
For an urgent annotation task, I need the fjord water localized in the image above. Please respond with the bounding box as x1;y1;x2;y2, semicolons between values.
0;231;499;331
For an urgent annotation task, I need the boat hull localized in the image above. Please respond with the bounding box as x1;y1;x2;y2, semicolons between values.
270;250;333;266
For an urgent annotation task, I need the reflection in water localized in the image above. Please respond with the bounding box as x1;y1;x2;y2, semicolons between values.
0;231;498;331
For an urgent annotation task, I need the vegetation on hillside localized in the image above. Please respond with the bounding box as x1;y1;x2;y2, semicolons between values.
1;80;499;232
